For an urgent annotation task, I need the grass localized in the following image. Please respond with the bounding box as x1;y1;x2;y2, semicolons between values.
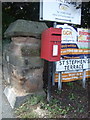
68;93;76;100
66;82;74;87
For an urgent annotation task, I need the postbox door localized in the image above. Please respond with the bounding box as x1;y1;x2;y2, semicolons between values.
49;42;61;61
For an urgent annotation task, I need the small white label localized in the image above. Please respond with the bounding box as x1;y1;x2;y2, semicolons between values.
6;56;9;62
53;45;58;56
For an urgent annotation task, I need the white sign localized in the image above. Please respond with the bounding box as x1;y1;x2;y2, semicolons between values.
77;28;90;49
56;58;90;71
40;0;81;25
56;24;77;43
78;28;90;42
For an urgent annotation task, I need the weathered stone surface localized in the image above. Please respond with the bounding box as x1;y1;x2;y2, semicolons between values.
3;20;46;109
11;68;44;93
4;19;48;38
5;42;41;57
21;45;40;56
4;52;44;68
2;63;11;84
4;37;41;57
3;44;43;68
11;37;41;44
3;62;44;93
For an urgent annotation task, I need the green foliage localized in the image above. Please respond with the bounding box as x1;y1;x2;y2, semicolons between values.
2;12;15;37
22;112;38;118
26;95;45;106
68;93;76;100
15;105;38;118
66;82;74;87
15;96;71;118
15;95;45;118
15;90;87;118
40;98;69;117
54;89;62;94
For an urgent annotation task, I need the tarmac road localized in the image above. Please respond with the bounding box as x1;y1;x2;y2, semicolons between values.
2;91;15;118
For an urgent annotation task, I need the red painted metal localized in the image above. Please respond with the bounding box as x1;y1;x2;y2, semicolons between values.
41;27;62;61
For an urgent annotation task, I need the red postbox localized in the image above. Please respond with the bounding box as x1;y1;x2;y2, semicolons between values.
41;27;62;61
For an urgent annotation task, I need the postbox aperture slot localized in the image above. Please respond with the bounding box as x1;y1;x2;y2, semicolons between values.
52;34;61;36
51;34;61;41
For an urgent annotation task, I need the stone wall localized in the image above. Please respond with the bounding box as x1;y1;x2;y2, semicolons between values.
3;37;44;93
3;20;48;108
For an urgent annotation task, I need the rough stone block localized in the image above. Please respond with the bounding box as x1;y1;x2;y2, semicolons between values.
4;19;48;38
3;46;44;68
3;64;11;84
11;37;41;44
4;50;44;68
3;62;44;93
11;68;44;93
21;45;40;56
2;56;13;84
4;37;41;57
6;42;40;57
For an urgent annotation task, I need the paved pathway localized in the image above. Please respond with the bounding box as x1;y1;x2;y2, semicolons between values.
0;55;15;119
0;60;2;120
